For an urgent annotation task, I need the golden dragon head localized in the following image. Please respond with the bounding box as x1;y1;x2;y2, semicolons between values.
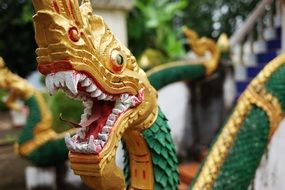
0;57;34;110
32;0;157;188
183;26;220;75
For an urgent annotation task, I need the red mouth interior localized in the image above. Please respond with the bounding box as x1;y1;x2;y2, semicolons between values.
83;101;114;140
75;84;115;141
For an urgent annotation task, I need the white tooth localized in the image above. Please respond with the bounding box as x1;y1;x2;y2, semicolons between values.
65;133;76;150
108;114;117;121
106;119;114;126
94;139;101;145
76;128;86;139
84;107;92;115
112;108;122;114
75;143;83;152
83;100;93;108
105;95;113;101
89;135;94;143
116;103;127;112
80;113;89;124
59;79;65;87
45;75;56;95
80;74;87;81
86;84;97;92
100;141;106;147
91;89;102;97
65;72;80;95
81;113;87;120
71;134;79;142
53;75;61;87
102;126;112;133
98;93;107;100
88;135;96;152
120;94;129;101
80;143;89;153
98;133;108;141
81;78;92;87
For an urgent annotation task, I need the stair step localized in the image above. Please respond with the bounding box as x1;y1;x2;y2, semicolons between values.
179;162;200;185
236;80;250;94
276;27;281;39
266;39;281;50
256;51;277;64
257;62;268;67
247;66;264;78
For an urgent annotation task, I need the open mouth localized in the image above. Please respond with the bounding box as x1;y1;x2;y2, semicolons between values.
45;70;144;154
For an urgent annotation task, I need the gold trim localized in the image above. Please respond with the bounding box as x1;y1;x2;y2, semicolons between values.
217;33;230;53
0;57;34;110
183;27;220;75
33;91;53;134
247;87;283;139
17;129;57;156
17;128;77;156
192;54;285;189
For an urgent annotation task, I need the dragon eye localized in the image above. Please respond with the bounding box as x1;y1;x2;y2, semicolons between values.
68;27;80;42
110;50;125;72
116;54;124;65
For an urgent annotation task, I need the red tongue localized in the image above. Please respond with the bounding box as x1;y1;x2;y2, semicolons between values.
84;102;113;140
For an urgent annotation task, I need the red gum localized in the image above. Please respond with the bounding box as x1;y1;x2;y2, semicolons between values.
38;61;73;75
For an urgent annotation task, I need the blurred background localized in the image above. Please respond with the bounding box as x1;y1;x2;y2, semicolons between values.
1;0;284;189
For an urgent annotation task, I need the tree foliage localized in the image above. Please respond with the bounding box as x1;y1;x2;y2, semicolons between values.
0;0;261;76
0;0;36;77
127;0;188;60
128;0;260;60
184;0;260;38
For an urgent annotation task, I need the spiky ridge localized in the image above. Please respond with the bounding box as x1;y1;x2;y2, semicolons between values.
191;64;285;189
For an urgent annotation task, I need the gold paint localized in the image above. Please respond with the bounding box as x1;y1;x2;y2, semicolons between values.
217;33;230;53
32;0;158;189
183;27;220;75
0;57;34;110
70;153;126;190
33;91;53;134
247;87;283;139
192;54;285;190
123;130;154;189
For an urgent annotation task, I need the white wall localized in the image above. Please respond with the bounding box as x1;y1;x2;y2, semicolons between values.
253;119;285;189
94;9;128;46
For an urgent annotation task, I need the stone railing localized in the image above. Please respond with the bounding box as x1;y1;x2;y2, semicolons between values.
91;0;133;10
230;0;281;81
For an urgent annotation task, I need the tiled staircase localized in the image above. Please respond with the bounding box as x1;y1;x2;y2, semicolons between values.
235;26;281;99
177;1;283;188
232;0;282;100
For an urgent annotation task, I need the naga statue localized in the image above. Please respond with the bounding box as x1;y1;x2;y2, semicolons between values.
0;56;82;166
31;0;285;189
